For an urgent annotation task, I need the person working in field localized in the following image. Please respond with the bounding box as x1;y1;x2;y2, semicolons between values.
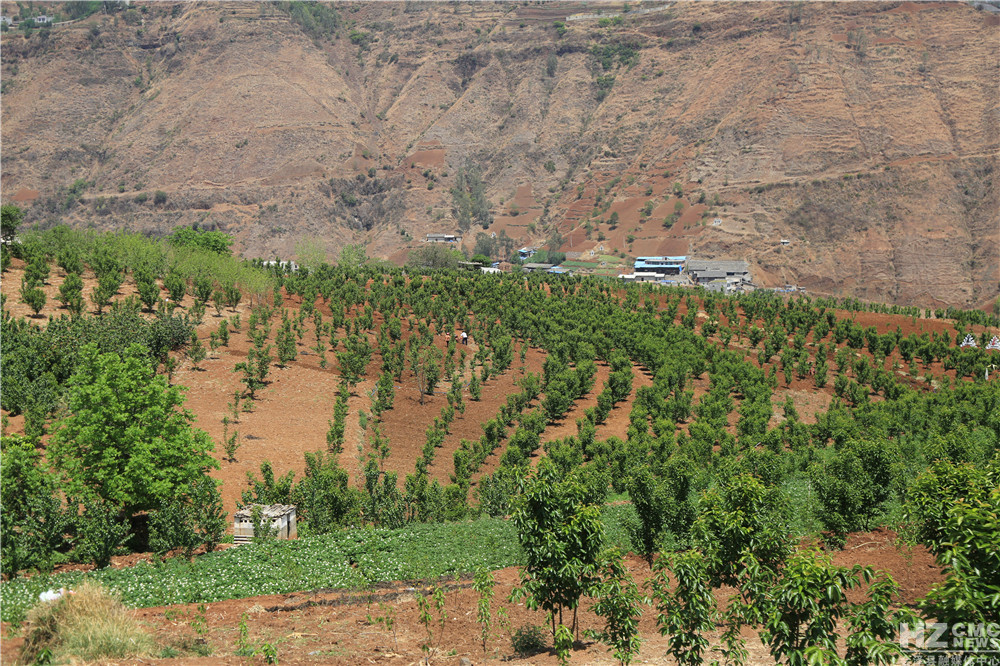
461;331;468;345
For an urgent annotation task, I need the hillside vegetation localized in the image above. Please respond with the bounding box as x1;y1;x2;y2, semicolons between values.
1;1;997;307
1;221;998;662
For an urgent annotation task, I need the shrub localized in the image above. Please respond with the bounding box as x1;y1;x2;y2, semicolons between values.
0;436;74;576
74;497;130;568
164;271;187;303
20;279;46;315
57;247;83;275
153;190;167;205
58;271;84;309
511;624;547;657
169;226;233;256
19;582;154;665
149;499;201;561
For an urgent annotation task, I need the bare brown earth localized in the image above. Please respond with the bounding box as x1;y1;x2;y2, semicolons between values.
1;1;997;308
0;530;944;665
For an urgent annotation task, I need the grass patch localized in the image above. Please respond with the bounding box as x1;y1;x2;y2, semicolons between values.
18;581;155;665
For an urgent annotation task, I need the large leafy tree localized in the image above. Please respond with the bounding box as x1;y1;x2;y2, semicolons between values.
168;225;233;255
1;203;23;243
49;343;219;519
907;458;1000;650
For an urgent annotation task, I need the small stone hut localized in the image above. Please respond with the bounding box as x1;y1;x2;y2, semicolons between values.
233;504;297;544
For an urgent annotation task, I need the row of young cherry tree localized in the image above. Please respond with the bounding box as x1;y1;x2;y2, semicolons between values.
233;259;997;662
234;262;998;542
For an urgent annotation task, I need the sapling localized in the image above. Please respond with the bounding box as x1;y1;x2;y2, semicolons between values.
372;603;397;650
432;586;447;646
473;568;496;655
587;550;643;666
416;592;434;653
188;332;207;370
222;416;240;462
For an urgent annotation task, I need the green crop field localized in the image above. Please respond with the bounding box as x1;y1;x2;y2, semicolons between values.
0;506;641;623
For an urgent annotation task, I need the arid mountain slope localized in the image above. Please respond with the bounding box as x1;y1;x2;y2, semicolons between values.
1;1;997;307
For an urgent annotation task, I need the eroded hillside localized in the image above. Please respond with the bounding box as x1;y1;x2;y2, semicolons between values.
1;1;997;307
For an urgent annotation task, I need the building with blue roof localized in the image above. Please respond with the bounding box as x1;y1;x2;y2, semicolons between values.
633;256;686;276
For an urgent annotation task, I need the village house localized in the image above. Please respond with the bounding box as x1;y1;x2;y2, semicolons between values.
518;246;539;260
425;233;462;244
633;256;686;276
686;259;751;284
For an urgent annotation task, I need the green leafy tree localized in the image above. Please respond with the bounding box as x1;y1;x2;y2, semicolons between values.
90;271;121;315
337;334;372;386
692;473;792;590
628;459;696;565
57;246;83;275
235;332;272;399
511;458;604;638
760;549;914;666
193;275;213;304
164;271;187;303
542;379;575;422
136;272;160;312
373;370;395;415
326;382;350;453
650;550;715;666
23;253;50;286
588;550;643;665
212;289;226;316
49;343;219;523
20;278;46;315
906;458;1000;652
1;203;24;243
413;343;443;404
276;318;297;366
217;318;230;347
292;451;361;533
811;439;901;546
224;282;242;310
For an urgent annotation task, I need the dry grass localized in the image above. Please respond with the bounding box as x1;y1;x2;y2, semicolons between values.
18;581;154;665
